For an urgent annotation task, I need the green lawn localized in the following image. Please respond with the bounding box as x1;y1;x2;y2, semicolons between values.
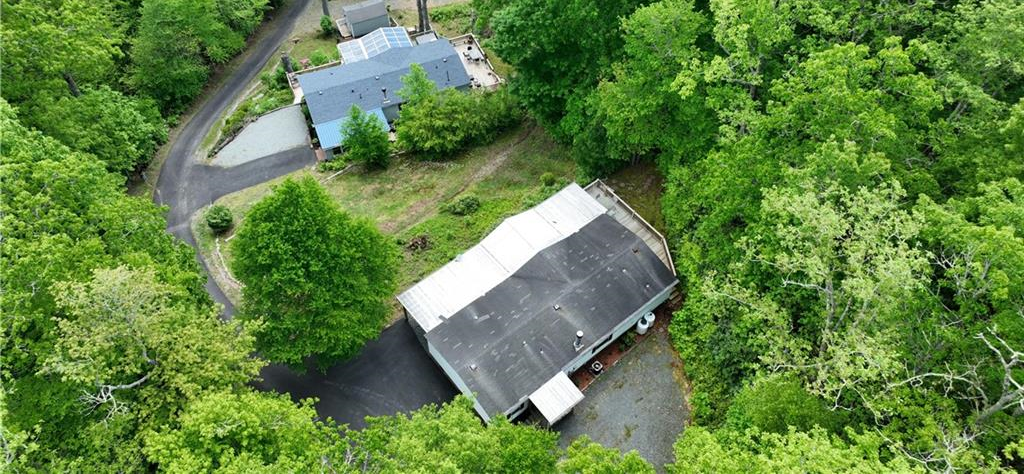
192;122;575;313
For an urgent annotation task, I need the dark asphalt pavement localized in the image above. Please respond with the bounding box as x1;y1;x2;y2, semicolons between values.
153;0;456;426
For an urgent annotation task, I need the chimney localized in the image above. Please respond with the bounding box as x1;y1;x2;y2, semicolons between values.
573;331;584;352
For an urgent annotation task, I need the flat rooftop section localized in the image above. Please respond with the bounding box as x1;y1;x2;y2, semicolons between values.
451;34;502;89
425;214;678;418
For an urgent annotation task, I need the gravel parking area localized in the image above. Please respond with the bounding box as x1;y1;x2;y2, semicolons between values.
213;105;309;167
555;324;689;471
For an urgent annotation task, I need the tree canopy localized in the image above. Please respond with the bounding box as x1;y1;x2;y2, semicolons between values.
232;177;399;370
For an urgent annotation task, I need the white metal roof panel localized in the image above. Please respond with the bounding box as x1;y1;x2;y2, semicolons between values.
529;372;584;425
397;183;607;333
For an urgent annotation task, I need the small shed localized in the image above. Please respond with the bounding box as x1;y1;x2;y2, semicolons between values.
342;0;390;38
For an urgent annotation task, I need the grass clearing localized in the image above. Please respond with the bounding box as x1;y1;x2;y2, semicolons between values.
192;122;574;313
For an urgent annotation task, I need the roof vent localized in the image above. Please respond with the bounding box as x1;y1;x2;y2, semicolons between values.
443;57;448;62
375;75;381;80
318;90;322;95
573;331;584;352
553;304;560;311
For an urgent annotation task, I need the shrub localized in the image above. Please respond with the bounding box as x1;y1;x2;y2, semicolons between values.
205;205;234;233
396;65;523;158
540;172;557;187
442;195;481;216
309;49;330;67
320;15;334;36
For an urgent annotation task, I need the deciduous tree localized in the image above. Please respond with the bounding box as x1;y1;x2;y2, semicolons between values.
232;177;399;370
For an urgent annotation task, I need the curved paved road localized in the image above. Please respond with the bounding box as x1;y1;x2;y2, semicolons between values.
154;0;456;428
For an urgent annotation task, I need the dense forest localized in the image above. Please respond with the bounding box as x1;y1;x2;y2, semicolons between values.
484;0;1024;471
2;0;1022;471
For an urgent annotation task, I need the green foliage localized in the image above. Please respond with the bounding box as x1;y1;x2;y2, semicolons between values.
132;0;266;111
144;390;345;472
232;177;399;370
341;105;391;169
540;171;557;187
309;48;331;67
0;0;122;103
489;0;647;138
352;396;560;472
397;71;522;158
725;374;843;434
558;435;655;474
668;426;918;474
442;195;482;216
205;205;234;233
29;86;167;175
320;14;334;36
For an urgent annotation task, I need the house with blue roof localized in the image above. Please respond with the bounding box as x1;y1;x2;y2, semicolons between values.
297;30;471;152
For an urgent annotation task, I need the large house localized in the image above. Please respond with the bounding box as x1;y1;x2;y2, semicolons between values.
398;181;678;425
296;28;470;151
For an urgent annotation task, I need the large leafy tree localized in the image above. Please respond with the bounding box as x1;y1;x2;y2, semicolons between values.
232;177;399;370
43;266;262;421
341;105;391;169
131;0;250;111
144;390;345;473
351;396;560;472
29;86;167;174
0;0;123;102
669;426;918;473
489;0;648;139
558;436;655;474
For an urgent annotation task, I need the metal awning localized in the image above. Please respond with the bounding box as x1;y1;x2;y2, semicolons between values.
529;372;584;425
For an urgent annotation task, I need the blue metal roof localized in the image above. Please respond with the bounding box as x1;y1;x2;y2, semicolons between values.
314;107;389;149
298;39;471;127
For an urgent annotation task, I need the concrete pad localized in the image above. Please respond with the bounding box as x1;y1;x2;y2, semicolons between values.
213;105;309;168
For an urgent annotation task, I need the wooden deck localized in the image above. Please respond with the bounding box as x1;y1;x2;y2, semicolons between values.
584;180;676;275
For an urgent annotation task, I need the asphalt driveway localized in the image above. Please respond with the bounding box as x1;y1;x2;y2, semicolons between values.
254;322;458;429
154;0;456;427
555;325;689;471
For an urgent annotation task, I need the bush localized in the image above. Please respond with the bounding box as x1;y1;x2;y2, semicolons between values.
725;374;844;435
443;195;481;216
396;65;523;158
205;205;233;233
309;49;331;67
540;172;557;187
320;15;334;36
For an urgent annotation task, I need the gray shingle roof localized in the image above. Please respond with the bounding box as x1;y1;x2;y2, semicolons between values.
342;0;388;24
425;214;678;419
298;39;470;126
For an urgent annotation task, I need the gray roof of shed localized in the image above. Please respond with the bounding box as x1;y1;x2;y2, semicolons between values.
342;0;388;24
298;39;470;126
425;214;678;418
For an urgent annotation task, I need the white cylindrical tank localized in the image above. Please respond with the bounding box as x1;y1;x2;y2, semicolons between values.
636;317;650;335
643;311;656;326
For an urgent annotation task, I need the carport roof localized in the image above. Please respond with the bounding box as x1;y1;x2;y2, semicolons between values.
314;107;389;149
425;214;678;419
297;39;470;126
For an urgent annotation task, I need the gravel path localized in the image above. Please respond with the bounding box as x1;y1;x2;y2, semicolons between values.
555;325;689;471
